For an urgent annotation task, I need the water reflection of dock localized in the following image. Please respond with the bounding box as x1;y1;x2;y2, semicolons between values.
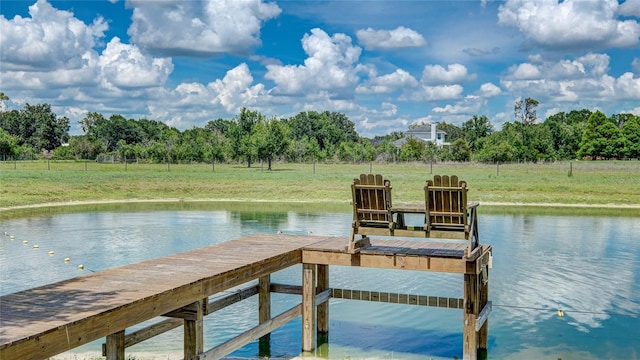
0;234;492;360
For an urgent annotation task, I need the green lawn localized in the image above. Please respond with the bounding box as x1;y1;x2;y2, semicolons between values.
1;160;639;213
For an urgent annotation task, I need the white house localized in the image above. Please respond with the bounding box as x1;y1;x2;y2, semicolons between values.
394;123;449;147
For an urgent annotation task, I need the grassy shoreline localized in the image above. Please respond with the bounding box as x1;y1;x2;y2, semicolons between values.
2;160;639;215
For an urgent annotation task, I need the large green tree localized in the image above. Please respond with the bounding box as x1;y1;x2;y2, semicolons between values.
227;108;263;167
621;116;640;158
0;128;19;159
577;111;625;159
82;113;144;152
1;103;70;151
449;138;471;162
437;122;463;142
287;111;357;153
462;115;494;152
253;117;290;170
544;110;590;159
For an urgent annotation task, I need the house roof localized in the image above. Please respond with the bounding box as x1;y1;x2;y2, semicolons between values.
406;124;446;135
393;124;448;147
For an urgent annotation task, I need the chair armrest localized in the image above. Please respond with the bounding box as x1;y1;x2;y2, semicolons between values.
467;202;480;209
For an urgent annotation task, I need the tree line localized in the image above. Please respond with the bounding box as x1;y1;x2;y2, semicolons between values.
1;93;639;167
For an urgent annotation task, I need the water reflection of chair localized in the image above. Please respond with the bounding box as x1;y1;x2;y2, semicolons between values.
348;174;394;252
424;175;479;254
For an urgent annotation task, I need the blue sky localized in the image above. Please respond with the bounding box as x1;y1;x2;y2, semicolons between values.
1;0;639;137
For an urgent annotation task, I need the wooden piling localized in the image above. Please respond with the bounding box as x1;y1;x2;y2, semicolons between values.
258;275;271;357
317;264;329;343
302;263;317;352
183;300;205;360
463;273;479;360
105;330;125;360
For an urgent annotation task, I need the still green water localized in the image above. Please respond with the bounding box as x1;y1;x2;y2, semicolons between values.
1;203;639;359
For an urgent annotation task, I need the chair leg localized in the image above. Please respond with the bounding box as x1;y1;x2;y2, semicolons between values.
348;227;356;252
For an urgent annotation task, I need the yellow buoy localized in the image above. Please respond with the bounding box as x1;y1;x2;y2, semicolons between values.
557;310;564;318
48;251;55;255
23;240;28;245
78;264;84;270
33;245;39;249
64;258;70;263
10;235;15;239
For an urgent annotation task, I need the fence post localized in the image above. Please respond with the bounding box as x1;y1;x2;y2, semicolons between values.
569;162;573;177
496;162;499;177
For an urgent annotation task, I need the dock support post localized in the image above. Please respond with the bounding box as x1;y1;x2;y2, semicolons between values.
316;264;330;357
463;273;478;360
317;264;329;343
478;265;489;359
302;263;317;352
184;299;204;360
258;275;271;357
464;255;490;360
105;330;125;360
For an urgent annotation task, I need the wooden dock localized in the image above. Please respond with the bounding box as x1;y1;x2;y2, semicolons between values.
0;234;492;360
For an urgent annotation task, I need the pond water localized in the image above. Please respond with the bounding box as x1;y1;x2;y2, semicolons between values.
1;203;639;360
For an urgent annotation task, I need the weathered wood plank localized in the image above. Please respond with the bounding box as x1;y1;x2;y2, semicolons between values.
199;304;301;360
102;285;261;355
475;301;492;332
270;283;302;295
103;318;183;355
207;286;259;314
330;288;463;309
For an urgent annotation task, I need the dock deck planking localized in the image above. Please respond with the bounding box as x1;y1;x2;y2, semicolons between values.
1;234;491;360
0;234;323;360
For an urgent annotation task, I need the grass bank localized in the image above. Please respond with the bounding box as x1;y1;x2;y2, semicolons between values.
1;160;639;214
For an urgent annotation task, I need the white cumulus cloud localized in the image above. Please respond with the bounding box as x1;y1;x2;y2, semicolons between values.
0;0;107;71
127;0;281;56
99;37;174;89
498;0;640;50
432;95;486;117
265;28;361;96
615;72;640;99
477;83;502;98
356;69;418;94
406;84;464;101
509;63;542;80
617;0;640;17
208;63;267;112
500;53;638;103
421;64;475;85
356;26;427;50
